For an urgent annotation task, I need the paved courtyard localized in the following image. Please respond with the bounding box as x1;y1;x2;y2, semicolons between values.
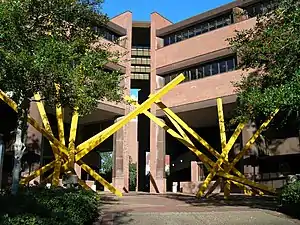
97;192;300;225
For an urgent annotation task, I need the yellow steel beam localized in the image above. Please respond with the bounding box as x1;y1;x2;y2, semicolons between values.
20;160;57;185
34;93;62;186
68;110;79;170
217;98;231;199
68;110;79;150
0;90;17;111
126;96;257;194
214;109;279;194
154;99;254;191
53;85;65;185
229;109;279;170
218;171;275;194
78;161;123;197
78;178;92;191
196;122;245;197
74;74;185;162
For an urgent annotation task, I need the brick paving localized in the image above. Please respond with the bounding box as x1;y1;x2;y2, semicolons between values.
96;192;300;225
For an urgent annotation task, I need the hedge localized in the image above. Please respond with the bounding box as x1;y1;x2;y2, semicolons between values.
0;187;100;225
278;181;300;219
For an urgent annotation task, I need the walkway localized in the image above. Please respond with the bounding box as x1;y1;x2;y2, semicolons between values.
97;192;300;225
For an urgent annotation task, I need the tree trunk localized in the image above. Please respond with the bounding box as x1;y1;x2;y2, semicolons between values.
11;98;29;195
11;120;26;195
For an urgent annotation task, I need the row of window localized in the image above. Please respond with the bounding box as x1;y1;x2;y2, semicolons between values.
131;65;151;73
93;27;121;42
245;1;278;18
132;47;151;57
131;73;150;80
131;57;151;65
164;56;237;84
163;13;233;47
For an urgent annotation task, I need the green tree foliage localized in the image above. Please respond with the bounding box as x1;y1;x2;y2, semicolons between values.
0;0;124;194
129;162;137;191
229;0;300;125
99;152;112;174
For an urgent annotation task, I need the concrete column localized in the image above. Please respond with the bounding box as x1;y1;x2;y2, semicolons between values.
191;161;199;183
150;118;166;193
242;122;259;180
112;116;129;192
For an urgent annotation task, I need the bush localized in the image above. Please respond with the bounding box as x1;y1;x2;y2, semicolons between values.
0;187;100;225
278;181;300;218
129;162;137;191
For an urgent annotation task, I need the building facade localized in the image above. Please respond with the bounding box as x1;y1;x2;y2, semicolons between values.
1;0;300;193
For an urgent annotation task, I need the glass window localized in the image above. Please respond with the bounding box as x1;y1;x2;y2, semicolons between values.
190;68;197;80
183;31;189;40
161;13;234;45
183;71;190;80
169;35;175;44
197;67;204;79
219;60;227;73
202;23;209;33
226;58;236;71
175;33;183;42
211;62;219;75
224;16;232;25
188;28;195;38
164;37;170;46
165;76;171;84
194;25;202;35
204;64;211;76
208;21;216;31
216;18;224;28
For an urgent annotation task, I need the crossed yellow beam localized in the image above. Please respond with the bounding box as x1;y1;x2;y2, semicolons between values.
126;95;278;198
0;74;185;197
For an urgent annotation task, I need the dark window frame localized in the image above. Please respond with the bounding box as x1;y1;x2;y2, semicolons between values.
164;55;237;84
162;13;233;47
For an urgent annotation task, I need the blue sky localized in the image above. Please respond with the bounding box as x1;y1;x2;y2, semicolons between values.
102;0;233;22
103;0;233;99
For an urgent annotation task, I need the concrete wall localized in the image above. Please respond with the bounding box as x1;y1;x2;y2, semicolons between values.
160;69;243;108
156;18;256;68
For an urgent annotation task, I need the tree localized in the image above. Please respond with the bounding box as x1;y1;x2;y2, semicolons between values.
0;0;124;194
229;0;300;128
99;152;112;174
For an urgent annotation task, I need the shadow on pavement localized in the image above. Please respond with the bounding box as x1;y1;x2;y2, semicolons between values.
162;193;279;210
96;210;134;225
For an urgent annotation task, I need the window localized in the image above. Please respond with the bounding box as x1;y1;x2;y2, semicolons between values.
162;13;233;46
190;68;198;80
211;62;219;75
219;61;227;73
245;1;278;18
204;64;211;76
95;27;121;42
164;55;237;84
226;58;236;71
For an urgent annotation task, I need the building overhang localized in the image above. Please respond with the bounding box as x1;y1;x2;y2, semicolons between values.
106;21;127;36
132;21;151;28
105;62;126;74
156;0;260;37
156;47;234;76
156;94;237;116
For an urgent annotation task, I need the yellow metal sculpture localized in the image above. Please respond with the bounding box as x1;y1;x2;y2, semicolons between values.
126;77;279;198
0;74;184;197
0;72;278;199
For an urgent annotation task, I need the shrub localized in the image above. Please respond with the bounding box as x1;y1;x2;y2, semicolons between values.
0;187;100;225
129;162;137;191
278;181;300;218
